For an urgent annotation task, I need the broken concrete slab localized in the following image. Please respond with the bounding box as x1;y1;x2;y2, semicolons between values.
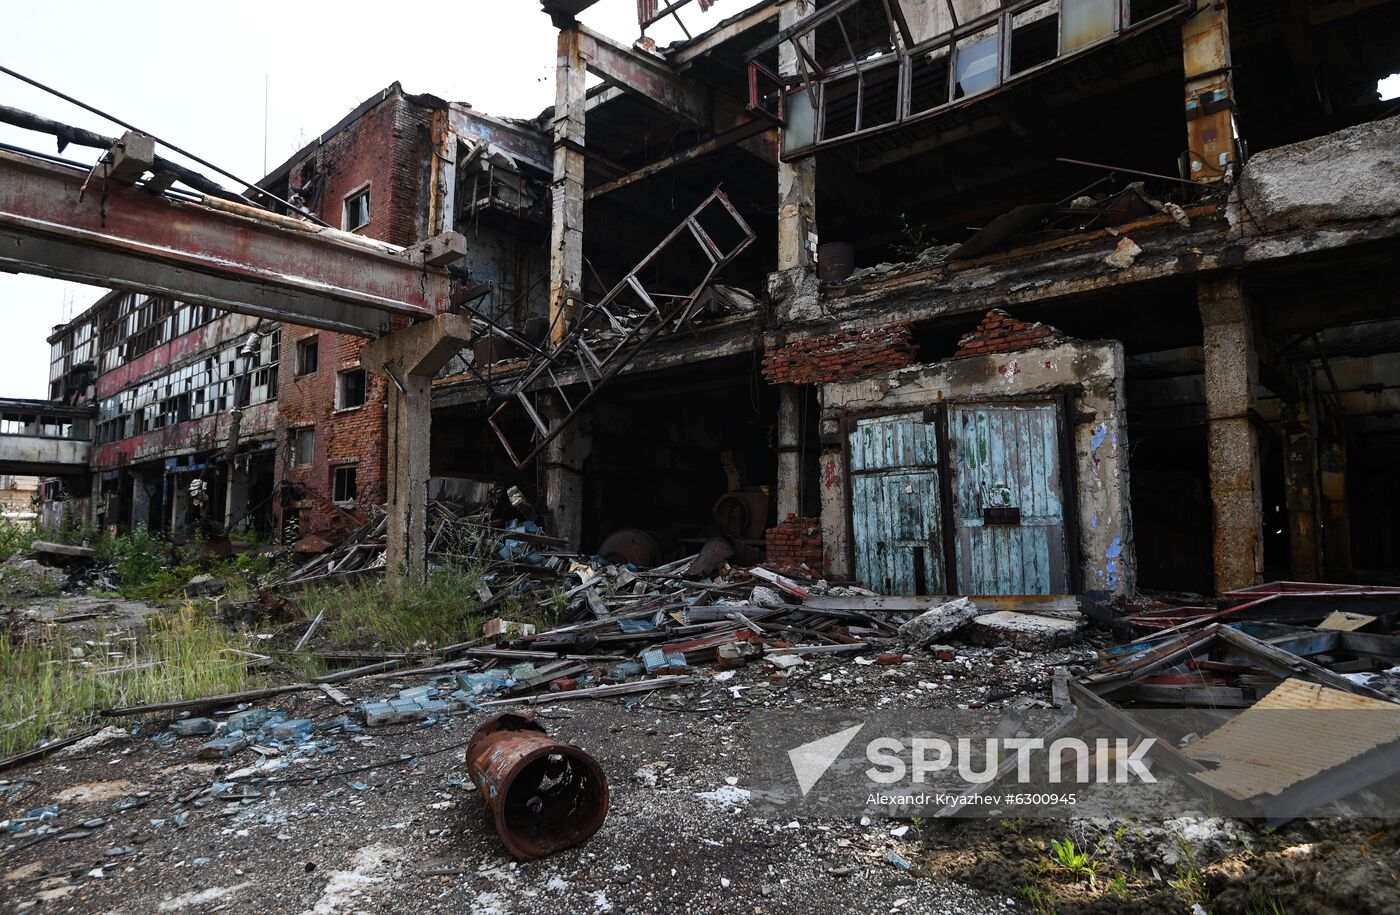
898;597;980;647
1236;114;1400;234
29;541;95;564
967;610;1081;651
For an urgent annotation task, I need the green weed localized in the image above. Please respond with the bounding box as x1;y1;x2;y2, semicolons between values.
0;604;258;756
1048;837;1098;889
297;566;498;653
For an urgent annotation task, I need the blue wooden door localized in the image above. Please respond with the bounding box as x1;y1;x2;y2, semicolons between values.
847;412;946;595
948;402;1069;595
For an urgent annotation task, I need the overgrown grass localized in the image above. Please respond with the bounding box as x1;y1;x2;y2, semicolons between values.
293;565;562;653
0;604;258;757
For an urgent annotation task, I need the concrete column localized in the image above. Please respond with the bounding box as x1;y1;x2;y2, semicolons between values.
776;384;802;519
1199;273;1263;593
362;314;474;594
170;479;189;533
777;0;817;271
224;461;250;534
1182;0;1235;183
130;470;150;529
428;108;457;238
386;373;431;589
541;392;590;551
1280;364;1322;580
1319;424;1353;579
549;27;587;346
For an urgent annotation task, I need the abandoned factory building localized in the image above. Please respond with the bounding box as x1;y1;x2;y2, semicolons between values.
30;0;1400;605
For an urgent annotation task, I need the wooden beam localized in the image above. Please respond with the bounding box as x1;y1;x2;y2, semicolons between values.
585;118;776;199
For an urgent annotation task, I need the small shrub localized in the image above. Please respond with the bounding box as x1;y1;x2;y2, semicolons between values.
112;527;166;595
0;516;38;562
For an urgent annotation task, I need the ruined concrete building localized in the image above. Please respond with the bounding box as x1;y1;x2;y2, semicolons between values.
29;0;1400;605
39;84;549;541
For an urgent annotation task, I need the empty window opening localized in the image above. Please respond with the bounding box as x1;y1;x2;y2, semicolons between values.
294;427;314;466
343;185;370;231
337;369;367;409
296;336;319;376
333;465;358;504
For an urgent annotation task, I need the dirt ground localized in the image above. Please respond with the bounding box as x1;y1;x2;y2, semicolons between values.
3;635;1397;914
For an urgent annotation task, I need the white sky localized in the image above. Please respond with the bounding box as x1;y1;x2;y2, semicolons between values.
0;0;737;397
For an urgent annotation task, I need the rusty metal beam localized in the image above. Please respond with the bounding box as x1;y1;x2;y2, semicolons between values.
0;150;448;337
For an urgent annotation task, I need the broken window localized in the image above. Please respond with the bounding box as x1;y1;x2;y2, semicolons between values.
1060;0;1117;53
293;427;314;466
332;465;357;504
296;336;319;376
1009;1;1060;75
342;185;370;232
953;24;1001;99
336;369;367;410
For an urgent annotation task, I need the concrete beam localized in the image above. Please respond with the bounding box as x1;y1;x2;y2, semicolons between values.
362;314;474;592
776;384;802;519
0;150;448;337
1199;273;1263;594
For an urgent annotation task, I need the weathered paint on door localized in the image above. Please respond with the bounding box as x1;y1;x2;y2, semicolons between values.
948;402;1069;595
847;412;946;595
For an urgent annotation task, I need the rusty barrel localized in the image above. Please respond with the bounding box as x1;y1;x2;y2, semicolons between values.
464;712;609;860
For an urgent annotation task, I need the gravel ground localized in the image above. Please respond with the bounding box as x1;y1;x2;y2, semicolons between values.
0;640;1092;914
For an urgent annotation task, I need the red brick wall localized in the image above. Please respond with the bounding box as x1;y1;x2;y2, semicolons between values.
275;91;437;539
762;324;918;385
955;309;1063;357
765;514;824;574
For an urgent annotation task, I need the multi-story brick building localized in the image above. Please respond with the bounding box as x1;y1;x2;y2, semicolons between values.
39;82;549;541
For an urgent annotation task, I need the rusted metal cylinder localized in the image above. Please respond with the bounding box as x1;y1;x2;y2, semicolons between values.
465;712;609;860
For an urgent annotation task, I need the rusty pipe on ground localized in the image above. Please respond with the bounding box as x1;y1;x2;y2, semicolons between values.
465;713;609;860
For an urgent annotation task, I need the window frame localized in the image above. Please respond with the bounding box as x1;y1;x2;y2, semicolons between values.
342;183;371;232
295;335;319;377
331;464;358;505
293;426;315;467
336;368;368;411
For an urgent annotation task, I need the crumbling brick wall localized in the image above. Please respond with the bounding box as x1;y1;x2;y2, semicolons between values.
765;514;823;573
762;324;918;384
275;89;437;540
955;309;1063;357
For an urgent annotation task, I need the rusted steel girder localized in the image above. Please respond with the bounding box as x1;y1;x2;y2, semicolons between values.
465;713;609;860
0;149;449;337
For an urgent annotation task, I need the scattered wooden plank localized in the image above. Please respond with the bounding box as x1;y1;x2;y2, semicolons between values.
0;728;103;773
102;684;313;718
294;609;327;652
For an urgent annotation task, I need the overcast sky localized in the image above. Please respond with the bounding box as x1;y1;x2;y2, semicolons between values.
0;0;736;397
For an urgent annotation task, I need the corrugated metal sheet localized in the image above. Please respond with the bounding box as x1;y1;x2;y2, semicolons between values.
1184;678;1400;800
848;412;946;596
949;402;1067;595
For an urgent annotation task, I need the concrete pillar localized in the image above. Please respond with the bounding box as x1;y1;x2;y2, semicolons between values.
1280;364;1322;580
549;27;587;346
777;0;817;271
170;479;189;533
386;372;431;589
1319;422;1353;579
130;470;150;529
362;314;474;594
1182;0;1235;183
428;108;457;238
776;384;802;519
541;392;590;551
224;461;250;534
1199;273;1263;593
